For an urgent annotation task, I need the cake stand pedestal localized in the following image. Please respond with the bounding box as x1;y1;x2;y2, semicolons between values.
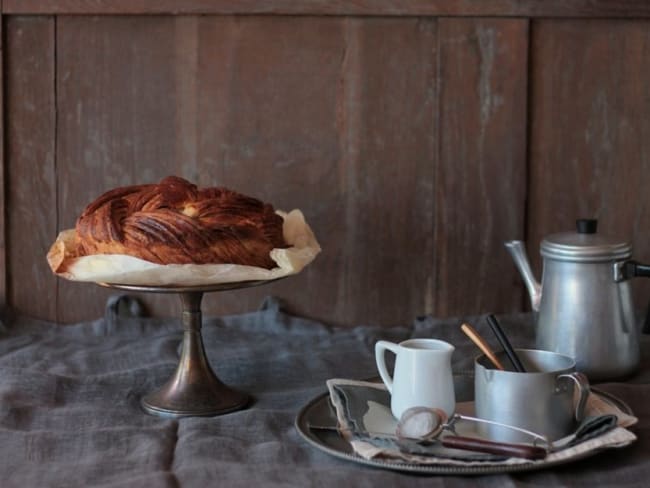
99;280;277;419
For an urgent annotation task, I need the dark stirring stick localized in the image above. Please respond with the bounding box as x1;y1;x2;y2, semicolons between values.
486;314;526;372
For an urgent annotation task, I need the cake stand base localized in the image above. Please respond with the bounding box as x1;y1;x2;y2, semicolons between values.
140;290;249;418
99;281;276;418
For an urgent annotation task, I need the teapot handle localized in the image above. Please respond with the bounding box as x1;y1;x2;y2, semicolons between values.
625;260;650;278
628;261;650;334
615;260;650;281
615;261;650;334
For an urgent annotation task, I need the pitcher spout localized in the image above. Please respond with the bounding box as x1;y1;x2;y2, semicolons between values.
505;240;542;312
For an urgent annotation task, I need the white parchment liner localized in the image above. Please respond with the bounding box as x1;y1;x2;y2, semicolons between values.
47;209;321;286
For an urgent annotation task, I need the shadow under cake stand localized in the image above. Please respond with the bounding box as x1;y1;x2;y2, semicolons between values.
99;280;280;418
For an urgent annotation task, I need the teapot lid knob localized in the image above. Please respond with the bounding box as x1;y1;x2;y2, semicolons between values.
576;218;598;234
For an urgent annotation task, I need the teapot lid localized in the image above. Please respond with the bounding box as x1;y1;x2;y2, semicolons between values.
541;219;631;262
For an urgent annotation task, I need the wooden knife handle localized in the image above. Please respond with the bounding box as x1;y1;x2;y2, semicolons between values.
441;435;547;460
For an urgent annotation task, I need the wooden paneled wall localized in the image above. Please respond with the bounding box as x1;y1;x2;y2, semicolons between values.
2;2;650;327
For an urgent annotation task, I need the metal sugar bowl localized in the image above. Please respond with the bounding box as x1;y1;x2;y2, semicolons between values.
505;219;650;381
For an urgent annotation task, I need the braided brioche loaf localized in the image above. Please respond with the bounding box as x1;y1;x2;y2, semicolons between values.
75;176;287;269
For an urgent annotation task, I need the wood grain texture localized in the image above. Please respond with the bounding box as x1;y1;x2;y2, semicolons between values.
55;16;181;322
318;17;437;326
39;15;443;326
5;0;650;17
50;15;344;322
6;14;650;327
435;18;529;317
185;16;349;322
135;15;429;326
5;17;58;320
0;17;5;307
528;19;650;311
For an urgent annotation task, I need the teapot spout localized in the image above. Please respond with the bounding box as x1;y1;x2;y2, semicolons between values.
505;240;542;312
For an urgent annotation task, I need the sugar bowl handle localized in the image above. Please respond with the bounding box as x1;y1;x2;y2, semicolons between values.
557;372;590;422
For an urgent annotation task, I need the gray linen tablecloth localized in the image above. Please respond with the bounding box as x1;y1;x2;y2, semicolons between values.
0;295;648;487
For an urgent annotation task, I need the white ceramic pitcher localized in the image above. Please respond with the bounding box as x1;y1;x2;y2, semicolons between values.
375;338;456;419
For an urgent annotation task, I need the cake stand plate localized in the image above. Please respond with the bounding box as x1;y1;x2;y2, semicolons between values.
98;280;280;418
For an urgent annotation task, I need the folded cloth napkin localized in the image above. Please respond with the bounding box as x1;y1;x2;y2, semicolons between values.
325;378;638;466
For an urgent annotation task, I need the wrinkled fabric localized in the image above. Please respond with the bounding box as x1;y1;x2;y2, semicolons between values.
0;296;648;487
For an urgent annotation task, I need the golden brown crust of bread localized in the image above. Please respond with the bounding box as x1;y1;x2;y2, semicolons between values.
75;176;287;269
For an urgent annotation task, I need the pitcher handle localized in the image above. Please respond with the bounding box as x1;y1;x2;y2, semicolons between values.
558;372;591;422
375;340;400;394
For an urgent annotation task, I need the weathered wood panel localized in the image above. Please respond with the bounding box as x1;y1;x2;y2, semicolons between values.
528;19;650;310
5;0;650;18
51;15;441;326
434;18;529;317
55;16;182;322
5;17;58;320
5;13;650;327
320;17;437;326
188;15;350;322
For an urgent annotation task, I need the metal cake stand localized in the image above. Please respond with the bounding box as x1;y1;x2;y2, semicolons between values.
98;280;279;419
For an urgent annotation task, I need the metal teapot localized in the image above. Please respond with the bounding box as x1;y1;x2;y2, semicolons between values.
505;219;650;380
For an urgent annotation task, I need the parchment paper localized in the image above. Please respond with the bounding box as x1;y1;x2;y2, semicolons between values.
47;209;320;286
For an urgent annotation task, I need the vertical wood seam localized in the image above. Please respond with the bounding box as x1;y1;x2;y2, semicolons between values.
523;17;533;311
0;0;5;308
431;15;440;315
53;15;59;323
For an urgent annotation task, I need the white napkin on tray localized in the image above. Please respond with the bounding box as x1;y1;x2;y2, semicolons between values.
326;378;637;467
